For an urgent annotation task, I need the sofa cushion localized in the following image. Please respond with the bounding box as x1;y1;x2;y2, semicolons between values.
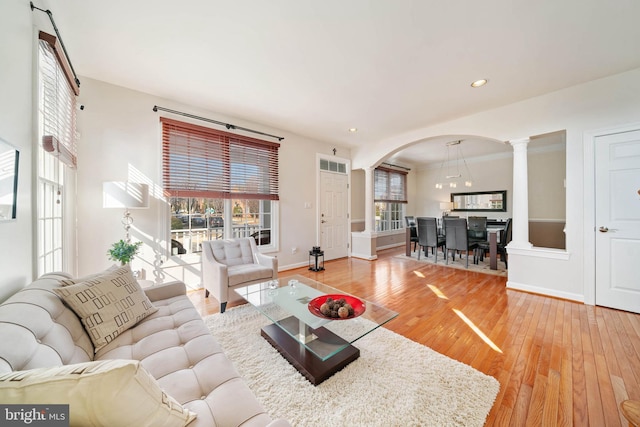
0;359;197;427
227;264;274;287
95;293;276;427
0;273;94;373
53;266;158;352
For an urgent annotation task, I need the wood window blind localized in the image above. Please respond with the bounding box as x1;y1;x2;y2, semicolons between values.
39;31;78;169
161;117;280;200
374;166;407;203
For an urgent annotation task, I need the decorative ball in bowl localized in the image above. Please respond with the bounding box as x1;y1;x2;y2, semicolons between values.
308;294;365;320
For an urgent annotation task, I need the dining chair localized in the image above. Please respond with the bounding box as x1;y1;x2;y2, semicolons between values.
444;218;479;268
416;217;446;262
477;218;512;268
440;215;458;236
467;216;488;245
405;216;419;252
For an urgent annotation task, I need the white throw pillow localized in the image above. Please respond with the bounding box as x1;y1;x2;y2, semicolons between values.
0;360;197;427
53;266;157;352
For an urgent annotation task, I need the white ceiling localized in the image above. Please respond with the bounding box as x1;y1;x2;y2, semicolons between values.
39;0;640;166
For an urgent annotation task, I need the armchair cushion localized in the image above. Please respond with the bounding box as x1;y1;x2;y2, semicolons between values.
227;264;274;287
210;240;255;266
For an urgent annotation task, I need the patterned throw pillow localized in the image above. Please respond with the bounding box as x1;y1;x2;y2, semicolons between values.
54;266;158;352
0;359;197;427
58;264;120;287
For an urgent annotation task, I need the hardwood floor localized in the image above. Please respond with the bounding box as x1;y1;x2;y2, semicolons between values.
188;246;640;426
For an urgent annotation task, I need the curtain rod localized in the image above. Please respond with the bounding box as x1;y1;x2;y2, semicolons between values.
382;162;411;171
152;106;284;141
30;2;81;89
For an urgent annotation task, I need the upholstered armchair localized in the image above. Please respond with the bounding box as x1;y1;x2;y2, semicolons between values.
201;238;277;313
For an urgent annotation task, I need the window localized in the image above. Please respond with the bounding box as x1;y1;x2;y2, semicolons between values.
320;159;347;173
162;118;279;254
375;202;404;232
169;197;225;255
374;167;407;232
36;32;78;275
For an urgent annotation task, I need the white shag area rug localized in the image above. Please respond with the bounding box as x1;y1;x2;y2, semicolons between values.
205;304;500;427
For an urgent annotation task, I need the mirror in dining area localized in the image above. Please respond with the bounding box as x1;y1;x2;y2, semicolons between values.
451;190;507;212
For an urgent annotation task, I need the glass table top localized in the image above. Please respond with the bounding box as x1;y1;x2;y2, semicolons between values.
234;274;398;361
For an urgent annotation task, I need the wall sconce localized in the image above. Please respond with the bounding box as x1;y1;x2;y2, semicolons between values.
103;181;149;242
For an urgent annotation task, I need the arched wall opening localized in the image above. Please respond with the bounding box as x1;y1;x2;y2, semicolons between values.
350;131;566;253
350;134;511;233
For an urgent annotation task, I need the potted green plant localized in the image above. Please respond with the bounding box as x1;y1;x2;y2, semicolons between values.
107;240;143;265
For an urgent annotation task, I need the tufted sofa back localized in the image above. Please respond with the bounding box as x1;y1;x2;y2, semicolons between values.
0;273;94;374
206;238;258;266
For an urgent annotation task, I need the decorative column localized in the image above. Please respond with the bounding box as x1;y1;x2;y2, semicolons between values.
364;167;375;233
509;138;533;249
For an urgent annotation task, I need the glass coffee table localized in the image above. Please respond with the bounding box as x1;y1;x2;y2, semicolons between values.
234;274;398;385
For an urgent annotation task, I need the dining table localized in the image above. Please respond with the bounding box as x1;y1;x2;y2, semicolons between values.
406;223;506;270
486;227;502;270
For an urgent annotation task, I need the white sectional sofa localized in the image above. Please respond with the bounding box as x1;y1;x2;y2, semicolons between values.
0;268;290;427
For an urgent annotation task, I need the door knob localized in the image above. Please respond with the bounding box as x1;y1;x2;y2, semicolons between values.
321;220;326;223
599;226;609;233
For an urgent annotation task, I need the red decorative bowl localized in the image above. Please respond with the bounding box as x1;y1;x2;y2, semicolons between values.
308;294;366;320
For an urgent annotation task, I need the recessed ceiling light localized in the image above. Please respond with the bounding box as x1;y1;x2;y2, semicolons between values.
349;128;358;133
471;79;488;88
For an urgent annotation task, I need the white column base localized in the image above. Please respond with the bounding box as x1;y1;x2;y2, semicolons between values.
351;231;378;260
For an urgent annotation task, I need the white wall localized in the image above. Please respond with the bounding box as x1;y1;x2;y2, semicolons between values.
350;67;640;302
76;78;349;289
410;142;564;221
528;146;566;220
414;155;514;220
0;0;35;301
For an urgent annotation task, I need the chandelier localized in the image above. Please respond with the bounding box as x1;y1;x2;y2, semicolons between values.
434;140;473;189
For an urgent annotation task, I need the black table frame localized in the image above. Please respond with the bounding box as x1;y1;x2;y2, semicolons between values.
261;316;359;385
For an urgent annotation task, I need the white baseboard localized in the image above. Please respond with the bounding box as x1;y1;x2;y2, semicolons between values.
351;252;378;260
376;242;405;251
279;261;313;272
506;280;584;303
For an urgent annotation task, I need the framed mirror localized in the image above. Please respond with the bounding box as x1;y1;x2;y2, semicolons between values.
451;190;506;212
0;138;19;221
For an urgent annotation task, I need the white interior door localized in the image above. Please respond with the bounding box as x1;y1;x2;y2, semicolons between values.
319;170;348;260
595;129;640;313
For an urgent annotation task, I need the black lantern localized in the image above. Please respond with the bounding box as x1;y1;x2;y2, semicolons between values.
309;247;325;271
